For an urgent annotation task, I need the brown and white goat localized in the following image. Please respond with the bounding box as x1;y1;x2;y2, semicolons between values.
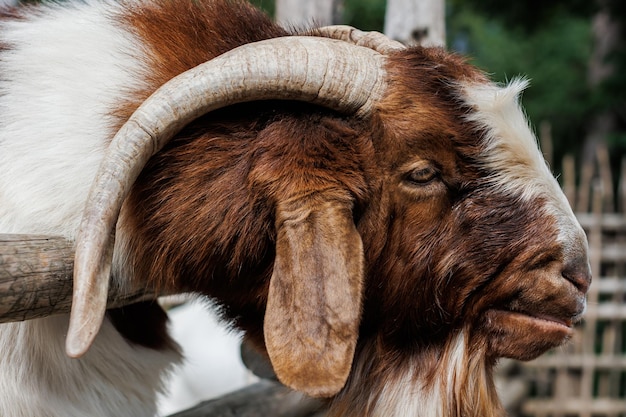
0;0;590;416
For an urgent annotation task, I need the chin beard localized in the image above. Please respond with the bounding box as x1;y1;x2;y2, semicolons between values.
327;328;505;417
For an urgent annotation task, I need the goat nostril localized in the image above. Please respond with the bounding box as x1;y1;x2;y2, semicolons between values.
562;261;592;294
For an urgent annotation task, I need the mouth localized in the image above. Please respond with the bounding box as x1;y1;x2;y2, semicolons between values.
488;309;574;335
483;308;577;360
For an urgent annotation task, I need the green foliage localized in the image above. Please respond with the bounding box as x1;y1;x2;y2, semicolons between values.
448;0;626;180
448;7;594;160
248;0;274;16
343;0;386;32
448;0;596;32
602;0;626;151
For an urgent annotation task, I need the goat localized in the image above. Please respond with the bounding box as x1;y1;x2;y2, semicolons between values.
0;0;590;416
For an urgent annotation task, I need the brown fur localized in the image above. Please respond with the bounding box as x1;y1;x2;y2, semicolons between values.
95;1;588;415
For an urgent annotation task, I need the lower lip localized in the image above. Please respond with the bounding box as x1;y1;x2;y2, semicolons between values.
487;309;574;337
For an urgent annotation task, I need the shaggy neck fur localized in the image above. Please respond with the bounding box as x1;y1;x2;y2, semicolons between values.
329;330;503;417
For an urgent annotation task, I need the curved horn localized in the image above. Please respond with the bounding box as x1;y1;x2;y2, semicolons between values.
311;25;406;54
67;36;388;358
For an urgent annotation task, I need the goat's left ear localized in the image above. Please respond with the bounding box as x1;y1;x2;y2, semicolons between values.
264;193;364;398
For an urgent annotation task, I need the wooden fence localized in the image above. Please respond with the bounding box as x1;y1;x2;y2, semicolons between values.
512;143;626;417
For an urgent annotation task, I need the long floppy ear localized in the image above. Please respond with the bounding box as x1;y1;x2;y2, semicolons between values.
264;194;364;398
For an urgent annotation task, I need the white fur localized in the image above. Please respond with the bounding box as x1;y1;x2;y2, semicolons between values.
158;300;255;416
371;331;497;417
0;0;144;238
0;316;179;417
371;332;471;417
460;79;557;200
0;2;181;416
460;80;587;259
372;361;444;417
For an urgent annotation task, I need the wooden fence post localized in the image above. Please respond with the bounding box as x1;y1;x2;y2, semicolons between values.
167;381;324;417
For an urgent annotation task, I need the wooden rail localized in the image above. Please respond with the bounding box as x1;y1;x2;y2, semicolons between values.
168;381;324;417
0;234;156;323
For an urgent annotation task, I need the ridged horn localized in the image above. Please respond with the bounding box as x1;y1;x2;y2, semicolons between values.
67;36;388;358
311;25;406;53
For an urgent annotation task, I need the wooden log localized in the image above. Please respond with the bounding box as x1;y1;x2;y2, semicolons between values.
522;398;626;415
241;337;278;381
576;212;626;231
576;157;595;213
596;142;614;212
562;154;576;208
167;380;326;417
0;234;156;323
619;156;626;212
539;120;553;169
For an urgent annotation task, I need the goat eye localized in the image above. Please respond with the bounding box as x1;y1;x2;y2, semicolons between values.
406;166;438;185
